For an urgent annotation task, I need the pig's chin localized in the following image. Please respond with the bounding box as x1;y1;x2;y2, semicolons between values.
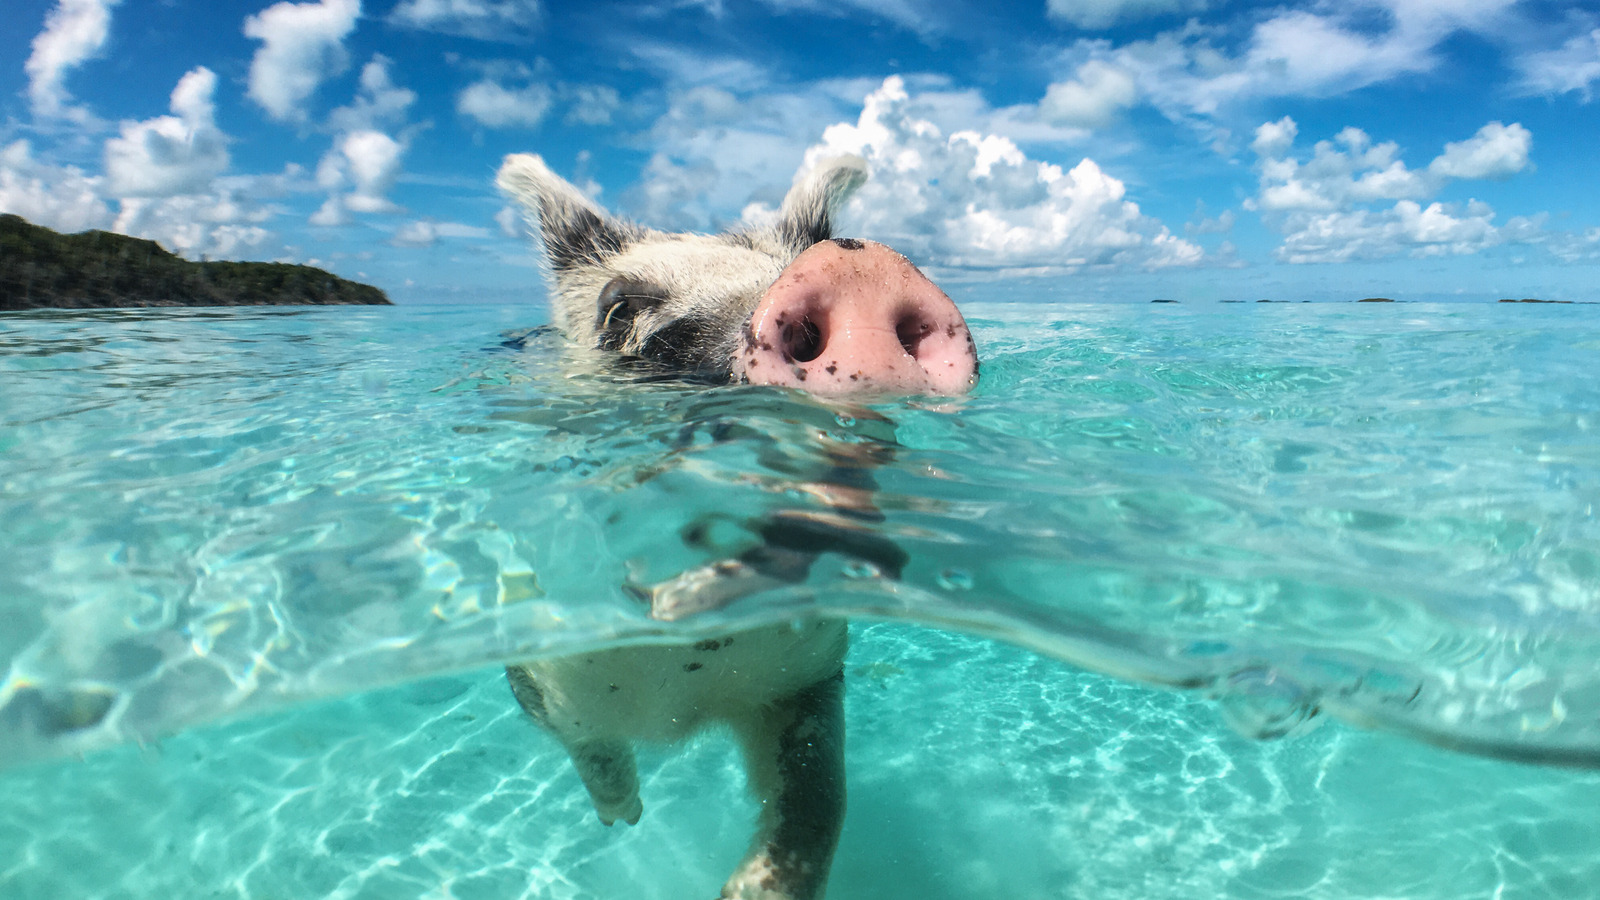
740;369;977;399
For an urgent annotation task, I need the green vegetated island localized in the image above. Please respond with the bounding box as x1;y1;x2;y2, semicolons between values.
1;214;390;310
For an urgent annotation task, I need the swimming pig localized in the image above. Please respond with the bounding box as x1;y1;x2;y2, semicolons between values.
496;153;977;900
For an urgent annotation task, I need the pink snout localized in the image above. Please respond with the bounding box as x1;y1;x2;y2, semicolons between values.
735;239;978;397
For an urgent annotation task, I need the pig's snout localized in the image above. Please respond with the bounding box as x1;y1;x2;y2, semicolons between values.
735;239;977;397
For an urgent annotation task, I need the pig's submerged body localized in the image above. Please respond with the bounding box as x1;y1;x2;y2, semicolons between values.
510;621;848;748
497;152;976;899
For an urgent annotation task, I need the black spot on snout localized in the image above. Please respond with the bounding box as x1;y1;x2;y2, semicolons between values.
829;238;865;251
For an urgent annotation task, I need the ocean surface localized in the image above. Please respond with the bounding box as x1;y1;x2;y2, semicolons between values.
2;300;1599;898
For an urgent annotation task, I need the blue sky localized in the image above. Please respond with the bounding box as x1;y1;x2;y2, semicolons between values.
3;0;1599;303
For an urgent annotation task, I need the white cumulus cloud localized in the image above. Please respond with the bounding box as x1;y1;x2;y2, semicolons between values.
1545;227;1600;263
311;130;405;225
1514;26;1600;100
113;183;278;260
391;218;439;246
243;0;361;123
1102;0;1518;125
1039;60;1138;129
389;0;539;40
562;83;623;126
622;62;1192;271
0;140;113;233
1250;116;1297;159
329;56;417;133
1250;123;1433;212
1248;116;1537;263
494;204;521;236
310;56;416;227
4;137;296;259
1428;122;1532;180
339;130;403;211
24;0;122;121
104;67;230;198
792;76;1200;272
107;164;302;260
622;67;877;232
1275;201;1501;264
391;218;491;246
457;79;553;128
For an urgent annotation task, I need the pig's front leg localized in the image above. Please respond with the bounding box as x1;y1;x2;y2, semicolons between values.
569;738;643;827
722;670;846;900
507;664;643;826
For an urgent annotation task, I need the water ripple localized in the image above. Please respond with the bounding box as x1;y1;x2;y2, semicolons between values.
3;302;1599;769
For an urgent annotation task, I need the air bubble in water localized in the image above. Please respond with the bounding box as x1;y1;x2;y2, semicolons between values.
1215;666;1322;740
937;568;974;590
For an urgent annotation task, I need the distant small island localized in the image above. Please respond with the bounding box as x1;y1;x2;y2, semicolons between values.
1;214;390;310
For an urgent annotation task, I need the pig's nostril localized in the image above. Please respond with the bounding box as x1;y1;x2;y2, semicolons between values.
780;315;824;363
896;315;934;359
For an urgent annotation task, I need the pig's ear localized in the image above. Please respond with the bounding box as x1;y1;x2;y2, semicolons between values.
777;154;868;253
497;153;633;272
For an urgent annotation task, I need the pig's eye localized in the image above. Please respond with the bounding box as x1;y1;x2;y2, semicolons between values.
595;276;668;349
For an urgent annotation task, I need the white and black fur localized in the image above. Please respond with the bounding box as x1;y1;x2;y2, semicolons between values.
496;153;865;379
497;153;877;900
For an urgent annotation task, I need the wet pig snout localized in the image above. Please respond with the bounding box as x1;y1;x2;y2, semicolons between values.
735;239;977;396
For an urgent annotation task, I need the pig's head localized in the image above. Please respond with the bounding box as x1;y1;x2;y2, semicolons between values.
497;153;977;397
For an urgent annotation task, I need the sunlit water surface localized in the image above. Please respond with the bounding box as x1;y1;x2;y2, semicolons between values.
3;301;1599;898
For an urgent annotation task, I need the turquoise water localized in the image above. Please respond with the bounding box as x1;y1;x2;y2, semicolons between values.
3;301;1600;897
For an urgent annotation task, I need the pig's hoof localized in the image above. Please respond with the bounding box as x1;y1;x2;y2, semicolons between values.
595;794;643;827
